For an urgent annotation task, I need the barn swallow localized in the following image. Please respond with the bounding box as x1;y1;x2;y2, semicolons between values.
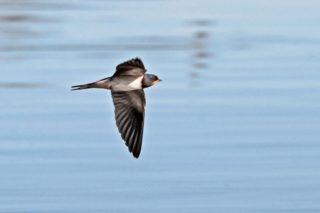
71;58;161;158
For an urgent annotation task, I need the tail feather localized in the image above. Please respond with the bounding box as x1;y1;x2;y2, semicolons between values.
71;77;111;91
71;83;94;91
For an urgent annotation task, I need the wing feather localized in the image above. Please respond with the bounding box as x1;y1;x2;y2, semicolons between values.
113;58;146;77
111;89;146;158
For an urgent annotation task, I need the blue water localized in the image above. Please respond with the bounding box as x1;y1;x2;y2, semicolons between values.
1;1;320;212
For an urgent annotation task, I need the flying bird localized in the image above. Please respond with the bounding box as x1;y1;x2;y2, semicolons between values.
71;58;161;158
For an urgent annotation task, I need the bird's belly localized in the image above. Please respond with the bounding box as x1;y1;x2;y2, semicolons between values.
112;76;143;91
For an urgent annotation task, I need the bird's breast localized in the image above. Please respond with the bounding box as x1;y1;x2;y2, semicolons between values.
111;76;143;91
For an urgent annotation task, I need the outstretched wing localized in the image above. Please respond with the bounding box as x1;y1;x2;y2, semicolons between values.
111;89;146;158
113;58;146;77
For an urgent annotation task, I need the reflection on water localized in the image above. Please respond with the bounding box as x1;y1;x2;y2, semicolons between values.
188;19;213;87
0;82;46;88
1;0;320;213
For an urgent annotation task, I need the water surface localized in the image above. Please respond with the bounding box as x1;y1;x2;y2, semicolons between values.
1;0;320;212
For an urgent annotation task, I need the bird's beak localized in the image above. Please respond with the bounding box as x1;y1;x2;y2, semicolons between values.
152;79;162;85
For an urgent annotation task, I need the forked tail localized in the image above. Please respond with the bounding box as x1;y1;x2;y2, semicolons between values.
71;77;111;91
71;82;95;90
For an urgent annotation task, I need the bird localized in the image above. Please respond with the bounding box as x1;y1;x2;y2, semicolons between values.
71;58;161;158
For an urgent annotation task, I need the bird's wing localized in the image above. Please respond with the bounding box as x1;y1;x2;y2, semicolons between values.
113;58;146;77
111;89;146;158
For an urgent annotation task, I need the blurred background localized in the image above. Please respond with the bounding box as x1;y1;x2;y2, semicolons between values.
1;0;320;212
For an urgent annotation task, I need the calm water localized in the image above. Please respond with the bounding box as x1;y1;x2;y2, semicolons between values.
1;0;320;212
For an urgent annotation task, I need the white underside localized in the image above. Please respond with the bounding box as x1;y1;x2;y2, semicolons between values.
112;76;143;91
128;76;143;89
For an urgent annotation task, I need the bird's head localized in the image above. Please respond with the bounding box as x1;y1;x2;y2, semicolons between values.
149;74;162;85
142;74;162;88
